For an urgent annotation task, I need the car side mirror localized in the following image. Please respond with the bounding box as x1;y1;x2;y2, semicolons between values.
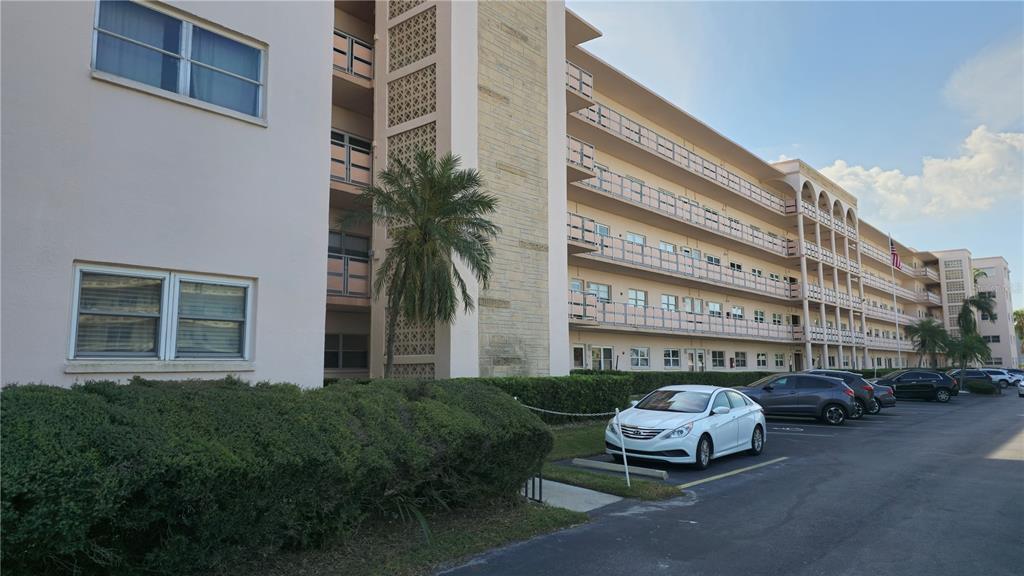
763;385;774;392
712;406;731;415
630;400;639;407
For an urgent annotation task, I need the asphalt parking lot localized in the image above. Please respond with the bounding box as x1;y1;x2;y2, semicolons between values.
444;393;1024;576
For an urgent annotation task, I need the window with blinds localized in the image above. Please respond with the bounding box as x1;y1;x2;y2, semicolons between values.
71;265;252;361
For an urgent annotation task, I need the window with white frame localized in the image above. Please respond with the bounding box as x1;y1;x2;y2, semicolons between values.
664;348;681;369
706;254;721;266
72;265;251;360
626;232;646;245
734;352;747;368
769;273;781;282
569;278;583;292
711;350;725;368
659;241;676;253
729;305;744;320
757;353;767;367
591;346;614;370
628;289;647;307
92;0;265;118
772;313;783;325
708;302;722;317
324;334;368;369
572;345;585;369
751;268;763;278
684;297;703;314
661;294;678;311
774;353;785;367
729;262;743;272
587;282;610;302
754;310;765;323
595;223;610;237
682;247;702;261
630;347;650;368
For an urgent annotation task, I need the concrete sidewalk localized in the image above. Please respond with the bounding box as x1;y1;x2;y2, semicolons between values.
540;480;621;512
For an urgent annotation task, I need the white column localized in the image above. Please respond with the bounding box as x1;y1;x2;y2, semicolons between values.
546;1;570;375
795;197;813;368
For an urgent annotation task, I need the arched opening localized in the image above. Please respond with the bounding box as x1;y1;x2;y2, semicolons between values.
800;182;816;206
845;207;857;231
832;199;844;221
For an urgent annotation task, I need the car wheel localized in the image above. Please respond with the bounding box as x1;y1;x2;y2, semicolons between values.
866;398;881;415
747;426;764;456
935;388;951;403
999;380;1009;389
822;404;847;426
694;435;712;470
850;400;865;419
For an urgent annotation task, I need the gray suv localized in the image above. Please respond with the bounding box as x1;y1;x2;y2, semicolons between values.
741;373;857;425
805;369;876;418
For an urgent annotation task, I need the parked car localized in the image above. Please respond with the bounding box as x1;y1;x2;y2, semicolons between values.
877;369;957;402
805;369;877;416
947;369;993;391
1018;379;1024;399
982;369;1022;388
740;373;857;426
869;382;897;411
605;385;766;470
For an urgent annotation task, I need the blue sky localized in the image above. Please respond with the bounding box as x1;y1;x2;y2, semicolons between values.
568;1;1024;305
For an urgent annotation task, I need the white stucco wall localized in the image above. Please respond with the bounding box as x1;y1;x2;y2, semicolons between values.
1;1;333;387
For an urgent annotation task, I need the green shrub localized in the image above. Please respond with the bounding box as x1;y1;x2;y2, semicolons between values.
451;375;632;424
1;378;549;575
570;370;773;395
966;379;998;395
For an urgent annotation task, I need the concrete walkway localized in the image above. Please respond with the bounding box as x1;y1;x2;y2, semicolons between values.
540;480;621;512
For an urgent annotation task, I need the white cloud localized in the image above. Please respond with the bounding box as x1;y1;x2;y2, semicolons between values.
820;125;1024;221
944;36;1024;130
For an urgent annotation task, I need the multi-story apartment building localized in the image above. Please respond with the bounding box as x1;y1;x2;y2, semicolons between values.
2;1;1015;387
971;257;1019;367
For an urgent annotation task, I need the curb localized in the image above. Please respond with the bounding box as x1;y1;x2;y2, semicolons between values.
570;457;669;480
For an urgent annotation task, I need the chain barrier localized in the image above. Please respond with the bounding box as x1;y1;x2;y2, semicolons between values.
512;397;617;418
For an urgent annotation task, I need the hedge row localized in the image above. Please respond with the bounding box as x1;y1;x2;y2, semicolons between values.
1;378;550;575
967;380;999;395
570;369;773;395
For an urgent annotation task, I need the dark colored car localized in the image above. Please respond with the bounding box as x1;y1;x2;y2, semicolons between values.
741;373;857;425
876;369;958;402
805;369;876;417
869;382;897;411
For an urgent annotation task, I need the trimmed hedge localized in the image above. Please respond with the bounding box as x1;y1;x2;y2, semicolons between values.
454;375;633;424
967;379;998;395
1;377;550;575
570;370;773;395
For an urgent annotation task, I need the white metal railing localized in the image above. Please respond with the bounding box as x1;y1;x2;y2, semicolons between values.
865;335;915;352
574;103;789;214
567;136;596;172
567;213;800;299
916;291;942;305
578;165;796;257
568;290;801;342
565;61;594;99
803;241;861;274
861;272;916;301
332;30;373;79
808;326;865;346
804;283;861;308
914;267;940;282
863;305;918;325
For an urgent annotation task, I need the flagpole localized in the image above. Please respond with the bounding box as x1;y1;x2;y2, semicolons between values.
889;234;903;369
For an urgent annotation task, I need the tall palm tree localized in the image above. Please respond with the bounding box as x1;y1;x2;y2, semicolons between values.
957;292;997;338
945;334;992;385
905;318;948;368
356;150;499;377
1014;309;1024;355
972;268;987;287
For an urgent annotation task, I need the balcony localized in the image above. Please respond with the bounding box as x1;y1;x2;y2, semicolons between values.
861;273;916;301
565;61;594;113
572;103;790;216
567;213;800;300
865;335;915;352
863;305;918;325
568;291;800;342
331;135;372;191
327;254;370;307
916;291;942;306
794;201;858;238
808;326;865;346
804;283;861;309
574;164;796;258
333;30;373;80
567;136;596;182
914;267;940;282
803;242;860;274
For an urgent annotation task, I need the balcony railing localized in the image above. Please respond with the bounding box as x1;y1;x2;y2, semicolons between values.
565;60;594;99
333;30;373;79
914;267;940;282
916;291;942;306
578;164;796;257
861;273;916;301
567;136;596;172
804;283;861;308
331;138;372;187
809;326;865;346
567;213;800;299
574;103;789;215
803;242;860;274
327;254;370;298
569;290;800;342
863;305;918;325
865;335;914;352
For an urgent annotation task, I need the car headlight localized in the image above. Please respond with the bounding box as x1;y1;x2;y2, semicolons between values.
667;422;694;438
607;419;618;434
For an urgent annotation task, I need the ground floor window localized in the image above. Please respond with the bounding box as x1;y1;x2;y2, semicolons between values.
734;352;747;368
757;353;767;367
774;353;785;368
592;346;614;370
572;345;585;369
324;334;368;369
630;347;650;368
828;356;836;367
711;350;725;368
664;348;681;368
72;264;251;360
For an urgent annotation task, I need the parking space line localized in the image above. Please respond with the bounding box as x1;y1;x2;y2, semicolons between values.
769;431;835;437
675;457;788;489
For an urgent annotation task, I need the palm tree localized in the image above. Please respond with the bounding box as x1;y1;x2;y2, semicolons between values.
356;150;499;377
904;318;947;368
956;292;997;338
972;268;987;287
1014;309;1024;354
945;334;992;387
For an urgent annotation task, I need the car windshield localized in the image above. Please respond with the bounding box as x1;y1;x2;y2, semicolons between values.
746;375;777;388
635;390;712;413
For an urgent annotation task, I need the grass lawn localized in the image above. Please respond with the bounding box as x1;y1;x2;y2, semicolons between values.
545;421;681;501
218;501;585;576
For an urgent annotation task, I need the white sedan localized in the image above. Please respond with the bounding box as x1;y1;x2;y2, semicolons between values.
605;385;766;470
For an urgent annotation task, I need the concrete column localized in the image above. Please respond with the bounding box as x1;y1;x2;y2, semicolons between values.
795;198;813;367
546;2;569;375
830;227;843;367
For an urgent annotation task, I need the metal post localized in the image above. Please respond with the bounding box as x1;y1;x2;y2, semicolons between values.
615;407;631;488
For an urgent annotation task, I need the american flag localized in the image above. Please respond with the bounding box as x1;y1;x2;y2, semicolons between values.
889;236;902;270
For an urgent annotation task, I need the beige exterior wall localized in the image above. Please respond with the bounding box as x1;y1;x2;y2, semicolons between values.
973;257;1019;367
1;0;332;387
